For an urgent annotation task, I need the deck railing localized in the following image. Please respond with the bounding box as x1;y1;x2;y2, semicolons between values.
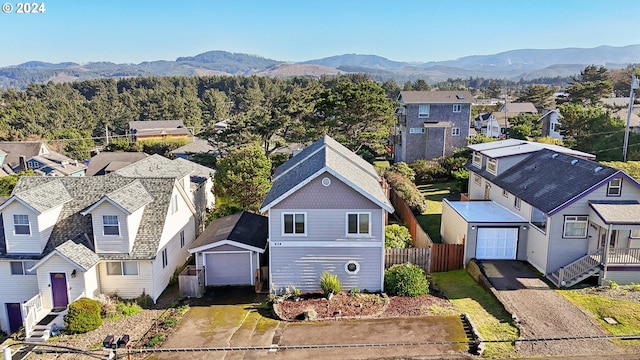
557;248;603;286
607;248;640;265
22;293;42;338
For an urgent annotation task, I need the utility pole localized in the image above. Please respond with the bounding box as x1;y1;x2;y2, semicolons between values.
622;73;639;162
105;124;110;146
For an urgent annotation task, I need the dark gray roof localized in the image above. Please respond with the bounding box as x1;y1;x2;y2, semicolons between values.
86;152;148;176
190;211;268;251
169;138;215;155
54;239;101;271
261;136;392;212
0;141;46;166
8;174;178;260
12;180;72;213
491;149;620;214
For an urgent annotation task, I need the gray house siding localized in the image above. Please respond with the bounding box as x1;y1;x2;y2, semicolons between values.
270;246;383;293
398;102;471;163
277;173;379;210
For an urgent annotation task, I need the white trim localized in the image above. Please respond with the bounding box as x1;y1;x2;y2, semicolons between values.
344;260;360;275
487;158;497;175
105;261;139;276
418;104;430;118
203;251;253;286
189;239;265;254
453;104;462;113
281;212;307;236
102;215;121;236
271;144;326;182
49;271;70;308
81;197;132;216
269;240;382;248
0;197;41;214
345;212;372;237
12;214;31;236
30;250;89;271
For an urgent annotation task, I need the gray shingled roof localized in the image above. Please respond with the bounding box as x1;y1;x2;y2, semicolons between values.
261;136;393;212
190;211;268;251
491;149;620;214
9;174;177;260
500;102;537;113
12;180;72;213
86;152;148;176
103;180;153;214
589;201;640;225
169;138;215;155
0;141;46;166
116;154;190;178
399;91;474;104
54;239;101;271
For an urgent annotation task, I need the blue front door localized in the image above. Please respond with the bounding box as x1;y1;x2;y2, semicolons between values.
50;273;69;308
6;303;22;333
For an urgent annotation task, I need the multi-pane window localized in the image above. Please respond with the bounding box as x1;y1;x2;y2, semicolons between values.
13;214;30;235
10;261;36;275
451;127;461;136
103;215;120;236
283;213;306;235
418;104;430;118
409;128;425;134
607;178;622;196
514;197;521;210
347;213;370;235
563;216;588;238
106;261;138;276
453;104;462;113
474;174;482;185
472;152;482;167
487;158;497;175
531;207;547;232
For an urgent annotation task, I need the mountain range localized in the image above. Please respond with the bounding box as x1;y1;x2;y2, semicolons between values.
1;45;638;89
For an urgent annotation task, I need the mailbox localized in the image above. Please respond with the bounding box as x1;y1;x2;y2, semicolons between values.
103;335;115;349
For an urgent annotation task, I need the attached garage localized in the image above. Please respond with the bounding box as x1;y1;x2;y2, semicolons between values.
203;251;254;286
189;211;268;287
476;227;519;260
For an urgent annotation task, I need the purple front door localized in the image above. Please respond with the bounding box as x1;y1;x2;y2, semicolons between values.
50;273;69;308
6;303;22;333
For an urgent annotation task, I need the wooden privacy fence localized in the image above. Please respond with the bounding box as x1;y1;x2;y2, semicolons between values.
430;243;464;272
385;248;431;273
389;189;433;248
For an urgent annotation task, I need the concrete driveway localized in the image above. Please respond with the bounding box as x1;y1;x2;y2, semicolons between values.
153;286;471;360
476;260;622;357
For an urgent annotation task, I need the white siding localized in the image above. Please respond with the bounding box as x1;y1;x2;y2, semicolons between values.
98;261;153;300
0;260;39;333
125;207;145;252
440;201;473;264
3;202;42;254
157;187;195;250
91;203;131;253
35;255;86;309
83;266;100;299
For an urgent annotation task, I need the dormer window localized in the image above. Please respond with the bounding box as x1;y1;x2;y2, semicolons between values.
103;215;120;236
472;152;482;168
13;214;31;235
607;178;622;197
418;104;430;118
487;158;497;175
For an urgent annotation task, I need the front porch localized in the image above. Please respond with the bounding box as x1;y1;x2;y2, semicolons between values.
548;247;640;288
21;293;77;342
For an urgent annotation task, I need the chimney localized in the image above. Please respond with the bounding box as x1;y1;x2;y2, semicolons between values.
19;156;27;171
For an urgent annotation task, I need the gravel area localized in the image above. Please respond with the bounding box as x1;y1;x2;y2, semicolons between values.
29;309;163;360
477;261;625;357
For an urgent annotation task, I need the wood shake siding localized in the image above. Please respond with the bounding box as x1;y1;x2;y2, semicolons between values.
277;173;379;210
270;246;383;293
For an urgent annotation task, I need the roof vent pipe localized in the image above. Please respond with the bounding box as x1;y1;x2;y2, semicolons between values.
571;159;578;165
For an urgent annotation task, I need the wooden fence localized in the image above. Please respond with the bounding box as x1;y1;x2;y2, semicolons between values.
385;248;431;273
430;243;464;272
389;189;433;248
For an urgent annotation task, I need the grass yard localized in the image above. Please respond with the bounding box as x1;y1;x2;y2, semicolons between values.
416;181;460;243
431;270;519;358
558;290;640;346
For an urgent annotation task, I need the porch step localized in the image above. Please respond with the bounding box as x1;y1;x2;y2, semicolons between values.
26;329;50;342
549;267;600;288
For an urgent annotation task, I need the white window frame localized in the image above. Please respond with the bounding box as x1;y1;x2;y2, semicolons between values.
282;212;306;236
451;127;461;136
409;127;425;134
631;229;640;238
418;104;430;118
180;230;185;248
453;104;462;113
102;215;120;236
472;152;482;167
10;261;36;275
607;178;622;197
346;212;371;236
473;174;481;185
13;214;31;235
162;248;168;269
106;261;139;276
487;158;497;175
345;260;360;275
514;197;521;210
530;207;547;233
563;216;588;238
171;194;179;214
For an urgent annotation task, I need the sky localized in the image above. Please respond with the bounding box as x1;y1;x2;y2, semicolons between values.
1;0;638;67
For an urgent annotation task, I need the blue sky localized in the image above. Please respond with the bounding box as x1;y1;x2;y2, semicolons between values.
1;0;638;67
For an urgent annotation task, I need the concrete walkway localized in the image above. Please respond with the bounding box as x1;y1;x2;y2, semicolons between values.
476;260;622;357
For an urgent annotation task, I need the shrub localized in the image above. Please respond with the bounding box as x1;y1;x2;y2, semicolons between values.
116;302;142;317
385;224;413;249
384;263;429;297
95;293;117;318
145;333;165;347
135;292;154;309
349;287;361;296
452;168;469;193
410;159;448;184
319;272;341;297
65;298;103;334
384;171;428;214
389;162;415;182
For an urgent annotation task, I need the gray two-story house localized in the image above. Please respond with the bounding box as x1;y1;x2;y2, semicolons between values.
260;136;394;293
394;91;473;163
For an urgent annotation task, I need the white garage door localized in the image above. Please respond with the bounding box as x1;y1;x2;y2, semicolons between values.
476;228;518;260
204;252;252;286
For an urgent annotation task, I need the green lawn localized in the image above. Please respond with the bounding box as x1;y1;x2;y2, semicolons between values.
558;289;640;345
416;181;460;243
431;270;519;358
